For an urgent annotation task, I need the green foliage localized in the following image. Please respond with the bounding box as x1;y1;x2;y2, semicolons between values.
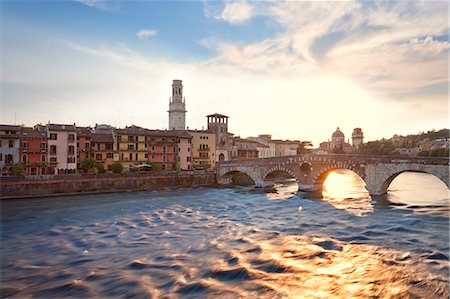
130;167;139;172
297;141;313;154
95;163;105;173
12;162;25;177
111;162;123;174
88;167;99;176
81;158;96;172
146;161;162;172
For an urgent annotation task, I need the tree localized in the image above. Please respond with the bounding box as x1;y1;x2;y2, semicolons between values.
12;162;25;177
146;161;162;172
81;158;96;172
297;141;313;154
111;162;123;174
95;163;105;173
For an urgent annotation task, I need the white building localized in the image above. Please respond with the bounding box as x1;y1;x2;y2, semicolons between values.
0;125;21;175
168;80;186;130
46;123;77;174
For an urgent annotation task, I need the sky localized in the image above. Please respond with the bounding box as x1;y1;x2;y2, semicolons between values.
1;0;448;147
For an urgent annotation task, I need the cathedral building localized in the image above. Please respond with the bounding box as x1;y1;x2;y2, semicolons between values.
319;127;364;153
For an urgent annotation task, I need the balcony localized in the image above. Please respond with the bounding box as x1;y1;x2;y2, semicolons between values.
198;146;210;151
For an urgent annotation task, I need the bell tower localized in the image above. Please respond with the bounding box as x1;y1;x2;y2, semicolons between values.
168;79;186;130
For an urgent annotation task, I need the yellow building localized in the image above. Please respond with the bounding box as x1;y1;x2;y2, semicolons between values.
114;125;149;170
188;130;216;169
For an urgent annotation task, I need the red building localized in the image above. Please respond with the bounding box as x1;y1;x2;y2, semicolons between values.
19;127;51;175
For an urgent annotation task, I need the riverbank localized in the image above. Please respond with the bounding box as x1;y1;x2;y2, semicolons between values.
0;172;217;199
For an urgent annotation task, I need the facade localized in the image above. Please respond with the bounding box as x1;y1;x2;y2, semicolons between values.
247;134;276;158
207;113;234;161
46;124;77;174
189;130;216;169
232;137;259;159
273;140;299;157
91;131;115;171
76;126;92;168
0;125;21;175
19;127;50;175
147;130;181;171
177;132;192;171
168;80;186;130
114;125;148;170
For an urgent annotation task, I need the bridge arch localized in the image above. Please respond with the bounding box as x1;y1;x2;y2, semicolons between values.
218;170;257;186
379;169;449;195
313;165;366;191
365;164;449;195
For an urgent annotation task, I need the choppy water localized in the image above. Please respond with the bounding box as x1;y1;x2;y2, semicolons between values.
1;172;449;298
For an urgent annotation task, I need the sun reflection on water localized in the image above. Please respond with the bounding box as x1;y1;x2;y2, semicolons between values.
322;169;373;216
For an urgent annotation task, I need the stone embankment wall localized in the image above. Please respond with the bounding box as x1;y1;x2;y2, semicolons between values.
0;172;217;199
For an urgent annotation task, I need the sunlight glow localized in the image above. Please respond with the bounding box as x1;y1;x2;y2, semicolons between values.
322;169;373;216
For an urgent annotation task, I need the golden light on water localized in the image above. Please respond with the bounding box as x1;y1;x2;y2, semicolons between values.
322;170;373;216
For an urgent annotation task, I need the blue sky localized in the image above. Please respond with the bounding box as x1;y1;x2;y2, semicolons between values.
1;1;448;146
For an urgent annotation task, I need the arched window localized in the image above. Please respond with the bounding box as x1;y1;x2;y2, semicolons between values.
8;140;14;148
41;154;46;162
22;154;27;163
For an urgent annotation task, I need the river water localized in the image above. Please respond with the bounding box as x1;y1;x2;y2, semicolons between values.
1;172;449;298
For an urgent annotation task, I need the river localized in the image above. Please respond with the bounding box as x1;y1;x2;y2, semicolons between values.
1;172;449;298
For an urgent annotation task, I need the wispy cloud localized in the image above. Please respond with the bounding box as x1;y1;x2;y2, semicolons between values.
136;29;157;39
76;0;118;12
216;1;255;24
203;1;449;99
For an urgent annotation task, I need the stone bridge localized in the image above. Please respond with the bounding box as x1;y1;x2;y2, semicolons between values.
216;154;449;195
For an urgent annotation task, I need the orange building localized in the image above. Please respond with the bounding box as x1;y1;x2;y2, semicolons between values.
19;127;51;175
146;130;192;171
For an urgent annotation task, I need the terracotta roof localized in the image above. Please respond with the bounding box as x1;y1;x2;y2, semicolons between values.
0;125;21;131
20;128;47;139
47;123;76;132
77;126;93;137
91;132;114;143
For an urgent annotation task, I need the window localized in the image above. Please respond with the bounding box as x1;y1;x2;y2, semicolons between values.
0;153;2;161
50;133;57;140
152;154;155;159
50;145;57;155
106;153;113;159
96;154;102;161
163;155;166;162
8;140;14;147
135;153;138;161
41;154;46;162
68;146;75;155
129;153;133;161
106;143;112;150
186;157;191;162
145;153;148;159
173;147;177;153
41;143;47;151
22;142;28;148
67;157;76;163
50;157;57;163
188;147;190;152
163;146;166;153
152;146;155;151
22;154;27;163
68;134;75;142
128;144;135;150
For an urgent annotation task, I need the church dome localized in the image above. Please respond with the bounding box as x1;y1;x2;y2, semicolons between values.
332;127;345;138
